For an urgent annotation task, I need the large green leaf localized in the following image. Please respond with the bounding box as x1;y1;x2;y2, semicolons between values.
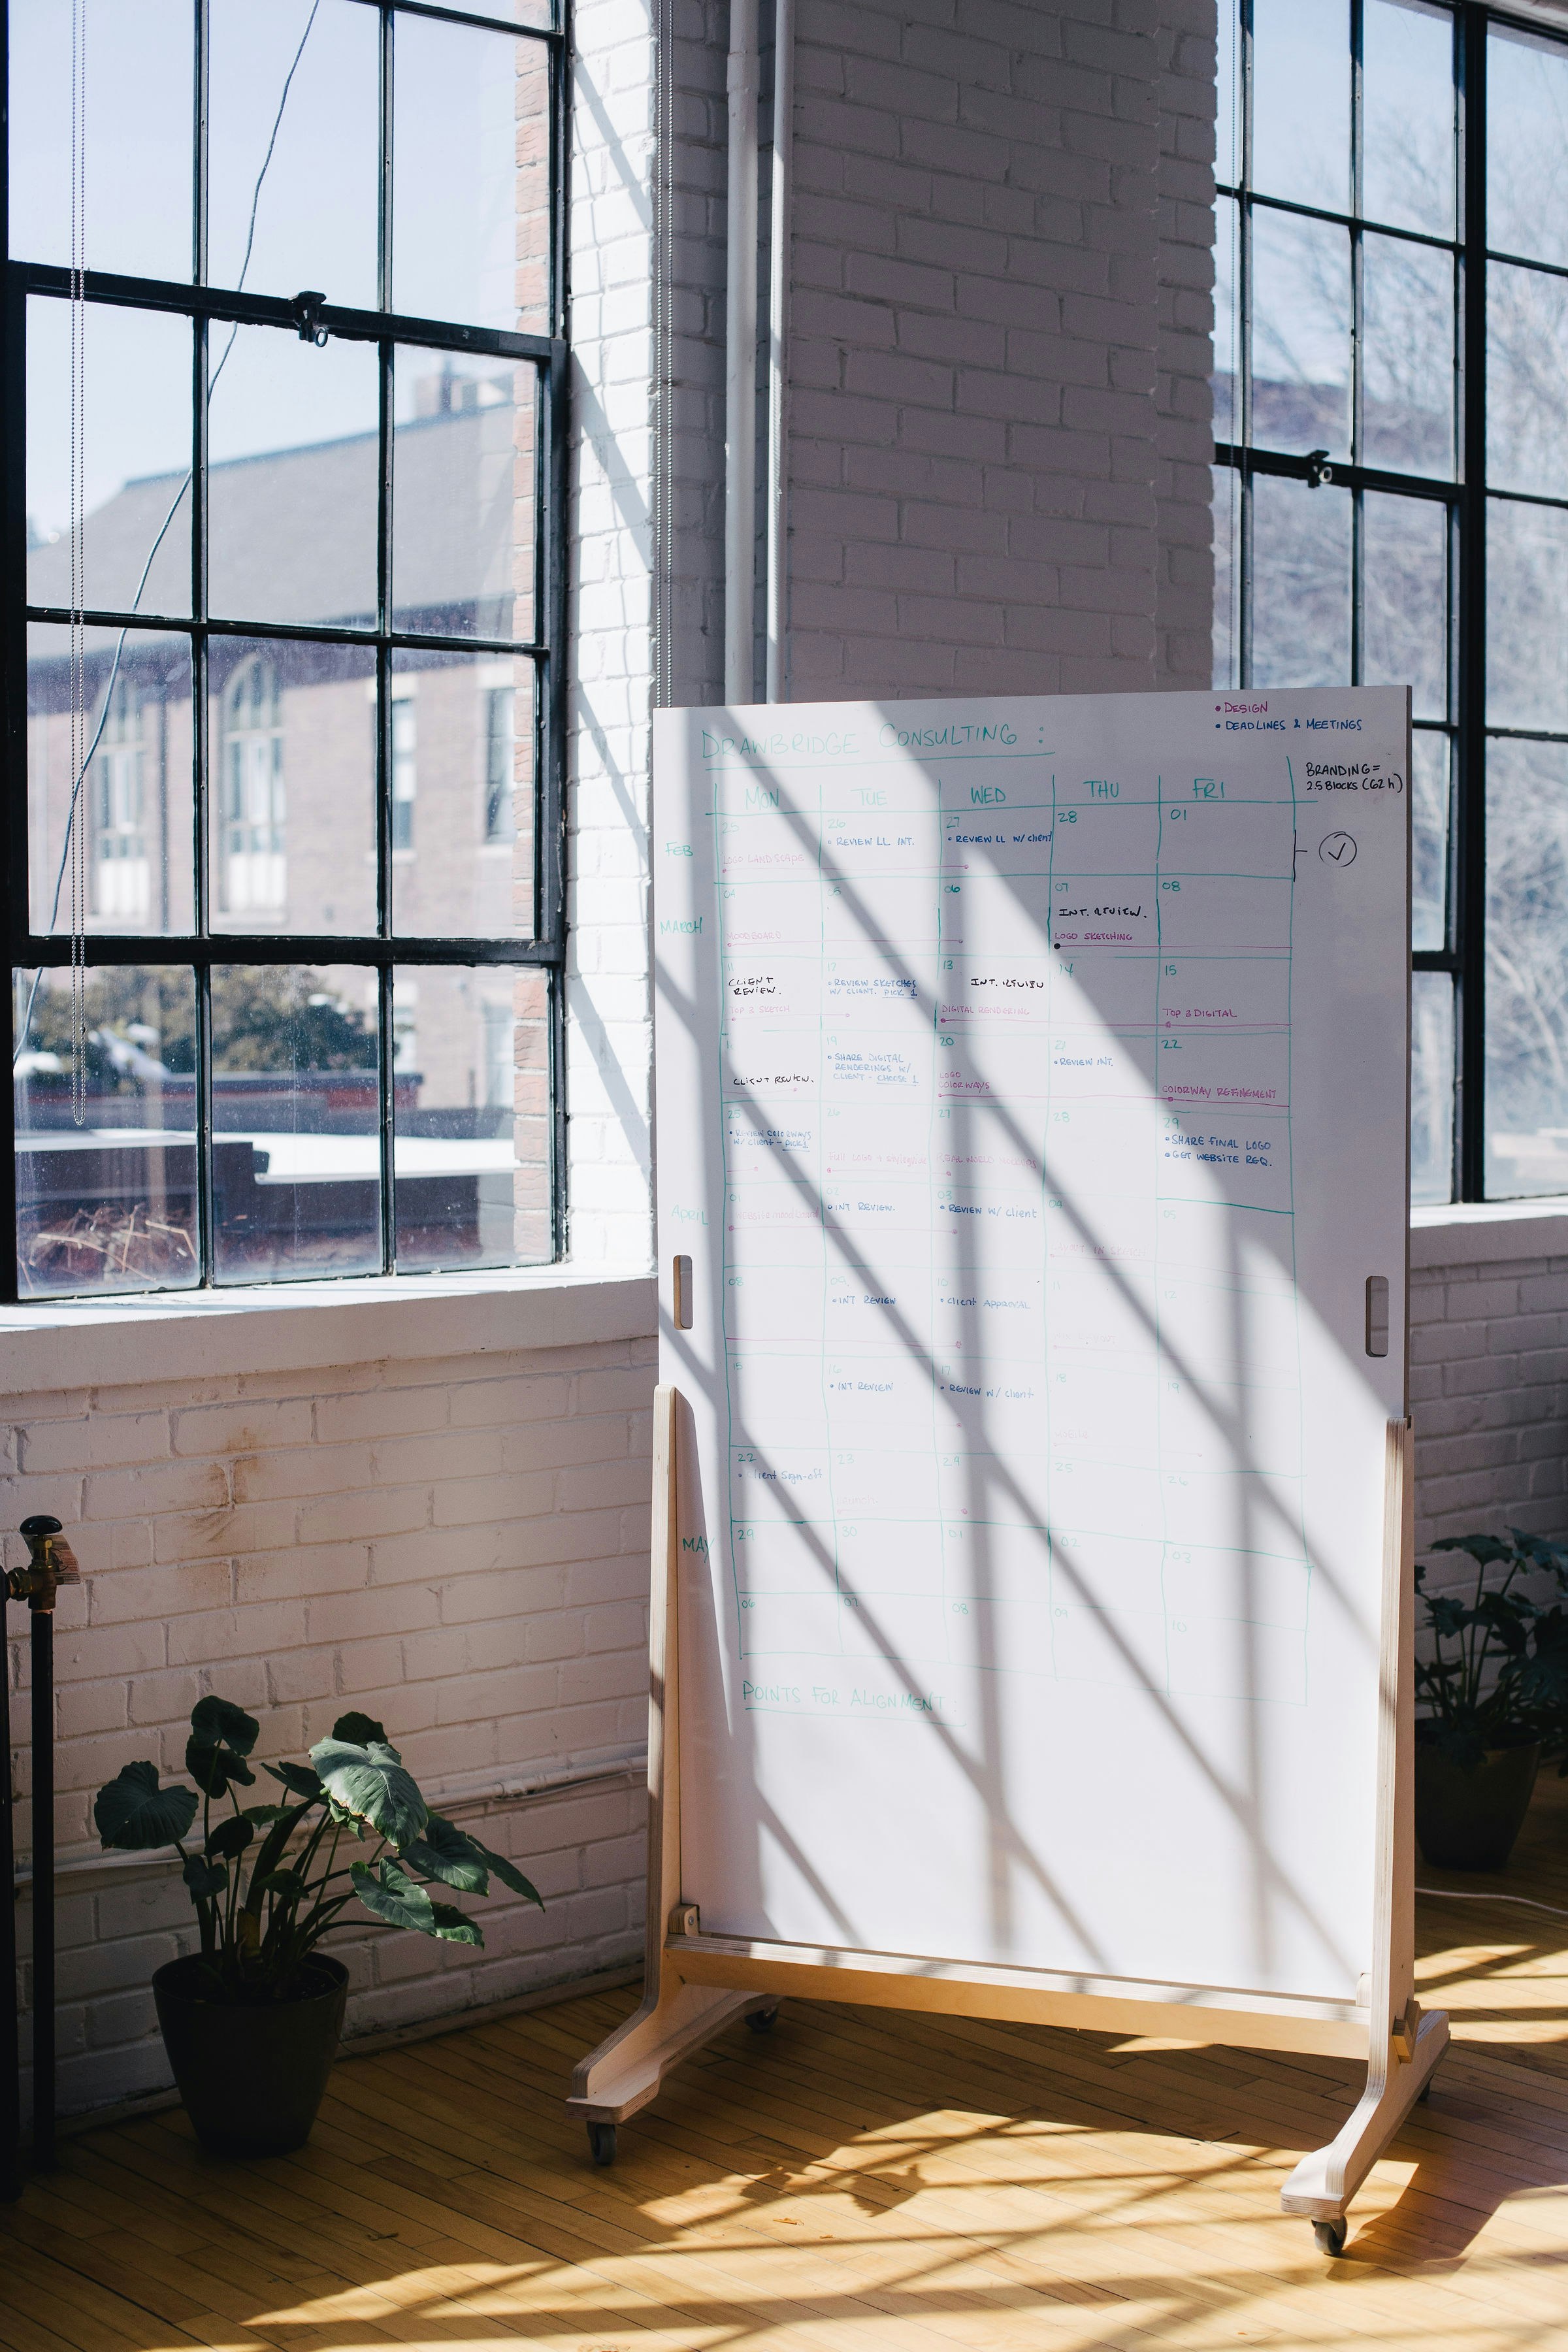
182;1854;227;1899
332;1711;389;1750
189;1695;259;1756
263;1760;325;1801
312;1738;427;1846
466;1829;544;1910
95;1763;199;1852
430;1902;483;1948
206;1816;253;1860
402;1813;489;1894
186;1737;256;1799
351;1855;436;1935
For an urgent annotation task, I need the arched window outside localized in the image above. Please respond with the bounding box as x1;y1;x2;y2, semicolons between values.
220;656;285;914
91;676;148;923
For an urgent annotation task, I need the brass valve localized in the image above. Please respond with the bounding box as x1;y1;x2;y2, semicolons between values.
8;1518;81;1612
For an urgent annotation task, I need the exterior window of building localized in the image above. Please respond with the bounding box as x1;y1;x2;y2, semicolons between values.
8;0;566;1297
90;679;148;925
483;683;515;844
390;693;416;854
1216;0;1568;1205
220;658;286;915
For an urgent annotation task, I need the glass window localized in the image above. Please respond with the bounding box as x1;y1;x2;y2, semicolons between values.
5;3;563;1298
1213;1;1568;1205
13;965;199;1295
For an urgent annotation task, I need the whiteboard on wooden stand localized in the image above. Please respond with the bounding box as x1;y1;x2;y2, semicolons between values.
570;683;1445;2243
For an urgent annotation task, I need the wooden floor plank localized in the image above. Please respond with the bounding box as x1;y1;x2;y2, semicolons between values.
10;1804;1568;2350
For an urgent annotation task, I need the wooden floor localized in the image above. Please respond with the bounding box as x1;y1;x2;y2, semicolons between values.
9;1788;1568;2352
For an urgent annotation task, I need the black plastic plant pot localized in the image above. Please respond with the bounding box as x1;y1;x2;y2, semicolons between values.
1413;1739;1540;1872
152;1954;348;2157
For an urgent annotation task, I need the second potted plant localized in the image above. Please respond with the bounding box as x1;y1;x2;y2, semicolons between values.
1414;1529;1568;1870
95;1697;542;2156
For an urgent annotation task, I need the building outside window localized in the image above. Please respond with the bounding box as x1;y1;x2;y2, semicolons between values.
219;656;286;915
7;0;566;1298
483;681;515;844
390;691;416;854
1215;0;1568;1207
90;678;150;926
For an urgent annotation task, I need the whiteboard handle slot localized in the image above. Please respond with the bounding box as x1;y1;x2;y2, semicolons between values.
673;1256;693;1331
1365;1275;1389;1358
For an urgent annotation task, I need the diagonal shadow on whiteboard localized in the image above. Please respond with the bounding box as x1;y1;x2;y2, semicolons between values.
657;704;1399;2006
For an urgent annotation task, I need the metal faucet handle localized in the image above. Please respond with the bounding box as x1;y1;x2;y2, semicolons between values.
11;1516;80;1608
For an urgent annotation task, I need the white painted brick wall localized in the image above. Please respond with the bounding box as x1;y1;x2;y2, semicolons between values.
2;1331;655;2120
1155;0;1216;689
785;0;1177;700
1412;1252;1568;1565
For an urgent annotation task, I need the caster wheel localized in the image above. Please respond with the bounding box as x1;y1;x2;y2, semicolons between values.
587;2122;617;2167
1313;2219;1347;2258
746;2006;779;2034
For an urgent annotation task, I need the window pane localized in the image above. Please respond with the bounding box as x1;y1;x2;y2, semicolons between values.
392;351;537;642
1362;1;1454;238
9;0;192;280
1213;195;1238;445
1488;25;1568;270
1411;970;1454;1206
393;17;552;335
1250;211;1350;460
208;640;377;937
1486;738;1568;1198
437;0;554;26
28;626;195;937
27;300;192;619
1487;500;1568;732
1411;731;1451;954
1362;492;1447;722
1217;0;1239;188
207;327;379;629
13;966;199;1296
393;966;551;1271
1250;474;1350;686
1488;261;1568;500
389;653;536;937
208;0;378;306
1213;465;1240;691
1362;236;1454;479
1252;0;1348;213
211;964;382;1282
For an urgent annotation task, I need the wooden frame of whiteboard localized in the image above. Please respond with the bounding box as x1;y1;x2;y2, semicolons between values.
568;1387;1448;2242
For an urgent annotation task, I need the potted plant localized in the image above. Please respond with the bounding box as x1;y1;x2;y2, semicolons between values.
1414;1530;1568;1870
93;1697;542;2156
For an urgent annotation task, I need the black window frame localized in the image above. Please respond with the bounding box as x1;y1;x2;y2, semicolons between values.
1215;0;1568;1205
0;0;570;1299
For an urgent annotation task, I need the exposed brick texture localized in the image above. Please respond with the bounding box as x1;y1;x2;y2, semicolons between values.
2;1335;654;2121
1412;1253;1568;1565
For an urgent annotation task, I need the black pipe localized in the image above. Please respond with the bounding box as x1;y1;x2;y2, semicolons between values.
14;1516;76;2179
28;1609;51;2171
0;1624;18;2200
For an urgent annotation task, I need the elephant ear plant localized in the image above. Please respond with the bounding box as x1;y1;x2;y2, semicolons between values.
1414;1529;1568;1871
93;1697;542;2004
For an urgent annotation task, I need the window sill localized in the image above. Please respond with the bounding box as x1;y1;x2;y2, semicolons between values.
0;1264;657;1393
1411;1200;1568;1273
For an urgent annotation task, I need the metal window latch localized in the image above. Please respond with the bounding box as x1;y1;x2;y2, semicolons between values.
1305;448;1334;487
291;289;329;346
8;1516;81;1613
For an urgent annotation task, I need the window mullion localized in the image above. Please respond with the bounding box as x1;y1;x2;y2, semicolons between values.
1456;3;1488;1202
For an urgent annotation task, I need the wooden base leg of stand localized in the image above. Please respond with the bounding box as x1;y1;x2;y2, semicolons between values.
1282;1421;1446;2256
1281;2008;1448;2251
568;1388;781;2164
566;1976;776;2158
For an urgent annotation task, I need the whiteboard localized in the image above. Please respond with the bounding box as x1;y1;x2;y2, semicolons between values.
653;686;1409;2009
